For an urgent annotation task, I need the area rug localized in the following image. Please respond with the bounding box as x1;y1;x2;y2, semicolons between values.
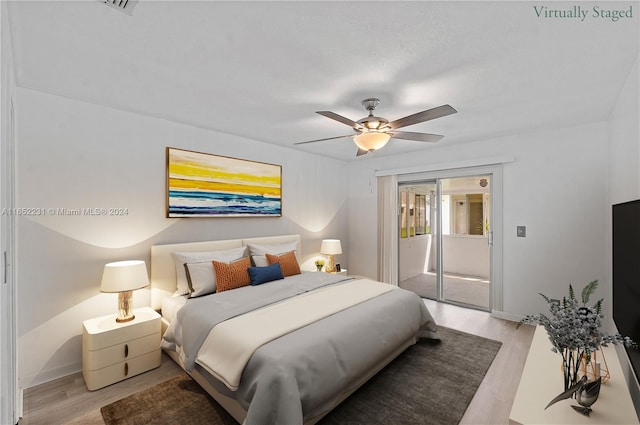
101;326;501;425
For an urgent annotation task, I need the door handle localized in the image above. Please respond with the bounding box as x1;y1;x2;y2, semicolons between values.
488;231;493;246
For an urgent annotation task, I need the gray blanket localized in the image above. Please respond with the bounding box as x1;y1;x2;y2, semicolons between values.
161;272;437;424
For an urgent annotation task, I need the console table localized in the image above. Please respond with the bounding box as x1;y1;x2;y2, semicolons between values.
509;325;639;424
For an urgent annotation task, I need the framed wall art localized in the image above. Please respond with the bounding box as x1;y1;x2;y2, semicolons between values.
166;147;282;218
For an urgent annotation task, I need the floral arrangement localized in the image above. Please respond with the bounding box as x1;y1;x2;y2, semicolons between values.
314;259;325;271
518;280;636;391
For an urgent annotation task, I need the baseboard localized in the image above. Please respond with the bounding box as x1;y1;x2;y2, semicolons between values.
490;309;523;323
21;361;82;390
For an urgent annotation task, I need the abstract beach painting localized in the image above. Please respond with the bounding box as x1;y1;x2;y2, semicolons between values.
167;148;282;217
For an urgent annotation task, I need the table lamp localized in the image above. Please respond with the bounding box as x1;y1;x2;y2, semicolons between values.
100;260;149;323
320;239;342;273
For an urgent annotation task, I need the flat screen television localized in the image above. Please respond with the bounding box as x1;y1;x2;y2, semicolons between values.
612;199;640;384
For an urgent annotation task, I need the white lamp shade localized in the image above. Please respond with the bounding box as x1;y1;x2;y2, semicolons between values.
320;239;342;255
100;260;149;293
353;132;391;151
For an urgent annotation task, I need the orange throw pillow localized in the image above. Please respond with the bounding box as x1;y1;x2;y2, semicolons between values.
265;251;301;277
212;257;251;292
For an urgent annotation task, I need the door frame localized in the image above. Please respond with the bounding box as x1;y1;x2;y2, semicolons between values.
397;164;504;313
1;92;17;425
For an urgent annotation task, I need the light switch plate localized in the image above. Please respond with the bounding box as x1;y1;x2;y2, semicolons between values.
517;226;526;237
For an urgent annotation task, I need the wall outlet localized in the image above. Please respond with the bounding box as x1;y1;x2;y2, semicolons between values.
517;226;526;237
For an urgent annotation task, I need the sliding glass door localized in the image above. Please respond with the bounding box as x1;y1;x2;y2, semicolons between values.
398;174;493;311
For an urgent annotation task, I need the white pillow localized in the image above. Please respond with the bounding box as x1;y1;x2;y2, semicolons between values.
171;246;246;295
184;262;216;298
247;241;299;267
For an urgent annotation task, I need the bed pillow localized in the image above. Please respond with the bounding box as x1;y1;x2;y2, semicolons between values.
171;246;246;295
248;263;284;286
184;262;216;298
247;241;298;267
266;250;302;277
213;256;252;293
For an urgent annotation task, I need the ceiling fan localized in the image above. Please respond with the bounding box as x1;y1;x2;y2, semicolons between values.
295;98;457;156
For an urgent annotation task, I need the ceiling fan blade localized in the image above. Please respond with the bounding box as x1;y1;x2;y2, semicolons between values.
388;104;457;130
390;131;444;143
356;148;369;157
294;134;354;145
316;111;360;128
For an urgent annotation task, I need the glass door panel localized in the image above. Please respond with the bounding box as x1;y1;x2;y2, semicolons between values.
440;176;491;310
398;182;437;299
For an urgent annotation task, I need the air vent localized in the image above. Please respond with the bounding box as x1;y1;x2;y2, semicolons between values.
99;0;139;15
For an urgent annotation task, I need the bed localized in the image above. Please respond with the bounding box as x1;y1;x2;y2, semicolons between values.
151;234;437;425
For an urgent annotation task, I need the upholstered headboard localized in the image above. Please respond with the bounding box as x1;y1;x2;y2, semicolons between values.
150;234;301;310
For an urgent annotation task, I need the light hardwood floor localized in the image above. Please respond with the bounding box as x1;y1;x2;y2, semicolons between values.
19;301;535;425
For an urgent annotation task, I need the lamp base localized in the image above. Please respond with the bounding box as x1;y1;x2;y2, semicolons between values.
325;255;336;273
116;290;135;323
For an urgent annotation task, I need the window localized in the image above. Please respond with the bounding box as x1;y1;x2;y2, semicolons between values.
447;193;489;236
401;189;432;238
415;194;428;235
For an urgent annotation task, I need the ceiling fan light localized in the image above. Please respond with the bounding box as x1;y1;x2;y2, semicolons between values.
354;132;391;151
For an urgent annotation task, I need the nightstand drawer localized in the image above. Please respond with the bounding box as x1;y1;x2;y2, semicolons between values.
83;349;161;391
83;332;160;370
83;311;160;351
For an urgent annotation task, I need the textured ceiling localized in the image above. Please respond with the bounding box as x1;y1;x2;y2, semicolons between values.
7;1;639;161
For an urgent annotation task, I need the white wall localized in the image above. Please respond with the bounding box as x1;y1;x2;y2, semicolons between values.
348;121;609;319
15;87;349;388
608;54;640;207
442;236;489;277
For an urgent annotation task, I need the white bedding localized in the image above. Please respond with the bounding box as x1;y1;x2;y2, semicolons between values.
196;278;396;390
161;272;438;424
161;294;187;324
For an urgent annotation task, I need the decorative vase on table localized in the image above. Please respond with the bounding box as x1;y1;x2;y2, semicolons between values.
562;348;582;393
517;280;636;415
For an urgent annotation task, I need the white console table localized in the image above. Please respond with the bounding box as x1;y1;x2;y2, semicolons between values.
510;325;639;424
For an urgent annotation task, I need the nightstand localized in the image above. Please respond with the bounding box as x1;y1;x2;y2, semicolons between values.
82;306;161;391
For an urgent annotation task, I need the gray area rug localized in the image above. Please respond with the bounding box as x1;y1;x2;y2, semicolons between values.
101;326;501;425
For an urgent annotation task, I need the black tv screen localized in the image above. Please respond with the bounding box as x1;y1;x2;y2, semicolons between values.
613;199;640;383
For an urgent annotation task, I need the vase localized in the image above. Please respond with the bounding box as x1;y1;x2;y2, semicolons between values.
316;265;323;272
562;349;584;394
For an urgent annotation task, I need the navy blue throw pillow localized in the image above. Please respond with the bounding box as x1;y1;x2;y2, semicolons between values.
248;263;284;286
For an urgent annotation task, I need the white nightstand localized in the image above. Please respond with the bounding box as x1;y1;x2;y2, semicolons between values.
82;306;161;391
